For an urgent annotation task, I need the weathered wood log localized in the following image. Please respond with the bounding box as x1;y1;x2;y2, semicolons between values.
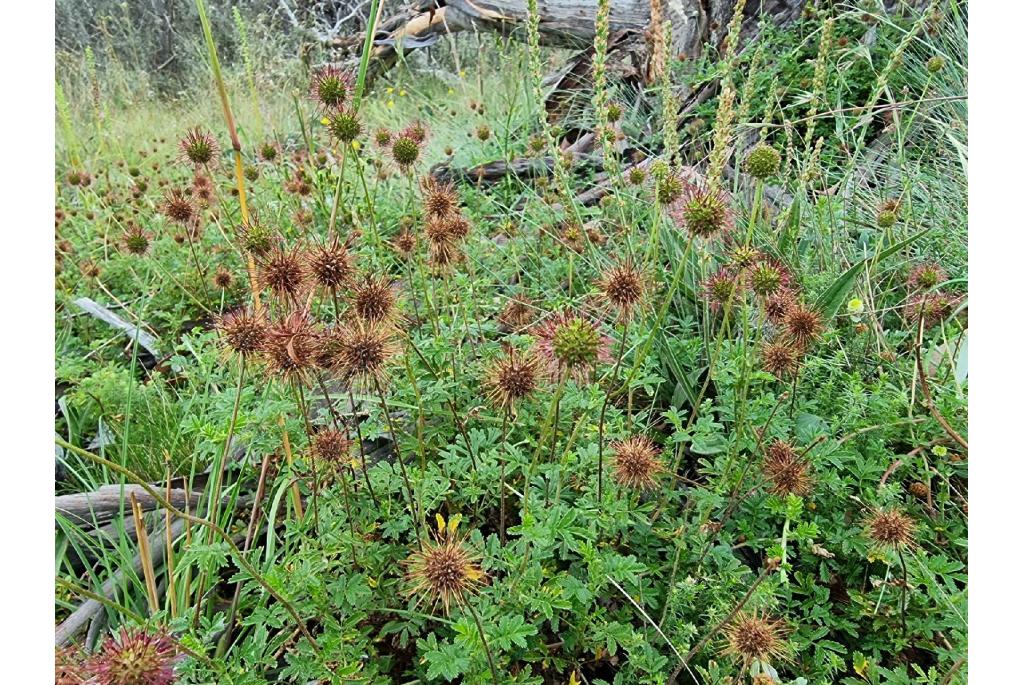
56;485;202;528
73;297;161;359
431;151;603;184
55;519;186;647
360;0;807;84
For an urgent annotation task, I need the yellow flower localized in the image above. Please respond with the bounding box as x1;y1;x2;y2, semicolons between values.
385;86;394;94
351;140;361;151
386;100;395;109
447;88;455;95
320;116;330;126
399;89;407;97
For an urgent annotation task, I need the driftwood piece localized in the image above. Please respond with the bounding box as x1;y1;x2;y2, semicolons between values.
358;1;806;85
55;519;186;647
431;152;603;184
73;297;161;358
56;485;201;528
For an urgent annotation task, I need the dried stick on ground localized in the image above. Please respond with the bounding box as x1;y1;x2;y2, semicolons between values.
55;519;186;647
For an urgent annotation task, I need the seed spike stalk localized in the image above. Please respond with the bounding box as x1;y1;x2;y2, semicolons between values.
194;0;261;314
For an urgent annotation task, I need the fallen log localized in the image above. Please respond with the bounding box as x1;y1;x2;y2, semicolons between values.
56;485;201;528
359;1;807;85
73;297;161;359
55;519;186;647
431;151;603;184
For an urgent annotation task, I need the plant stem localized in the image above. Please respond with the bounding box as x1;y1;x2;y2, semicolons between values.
897;546;909;635
346;387;378;506
465;601;501;685
597;317;629;505
374;378;424;548
194;0;261;314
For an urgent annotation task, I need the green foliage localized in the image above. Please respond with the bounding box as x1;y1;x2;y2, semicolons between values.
54;3;967;684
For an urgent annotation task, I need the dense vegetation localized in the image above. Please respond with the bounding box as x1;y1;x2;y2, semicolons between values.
55;2;967;684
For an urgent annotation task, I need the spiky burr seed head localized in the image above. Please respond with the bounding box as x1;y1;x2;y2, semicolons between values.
424;215;452;248
90;627;179;685
559;221;586;253
670;185;736;240
373;127;393;148
926;55;946;73
533;310;612;381
907;261;947;291
784;304;824;347
212;266;234;290
484;348;542;413
527;134;547;156
908;481;930;499
762;440;813;497
327;108;362;143
56;644;87;685
306;240;353;290
498;296;535;332
654;172;685;205
311;428;352;465
744;143;782;180
217;308;266;358
865;508;916;549
391;135;421;169
703;268;744;313
442;213;471;241
310;66;353;109
191;173;214;207
428;240;464;272
259;246;308;300
627;166;646;186
351;275;397;325
178;127;219;167
598;259;649;320
763;288;796;324
259;141;279;161
876;198;901;229
403;515;486;614
749;259;791;298
611;435;665;490
160;188;196;225
421;177;460;219
391;230;418;259
235;214;276;257
264;312;322;382
876;209;897;228
727;245;762;272
121;224;151;256
403;121;429;145
80;260;101;280
328;321;398;390
723;613;789;665
762;340;801;378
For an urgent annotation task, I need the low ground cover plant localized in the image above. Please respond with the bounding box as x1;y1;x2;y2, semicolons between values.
55;1;967;683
